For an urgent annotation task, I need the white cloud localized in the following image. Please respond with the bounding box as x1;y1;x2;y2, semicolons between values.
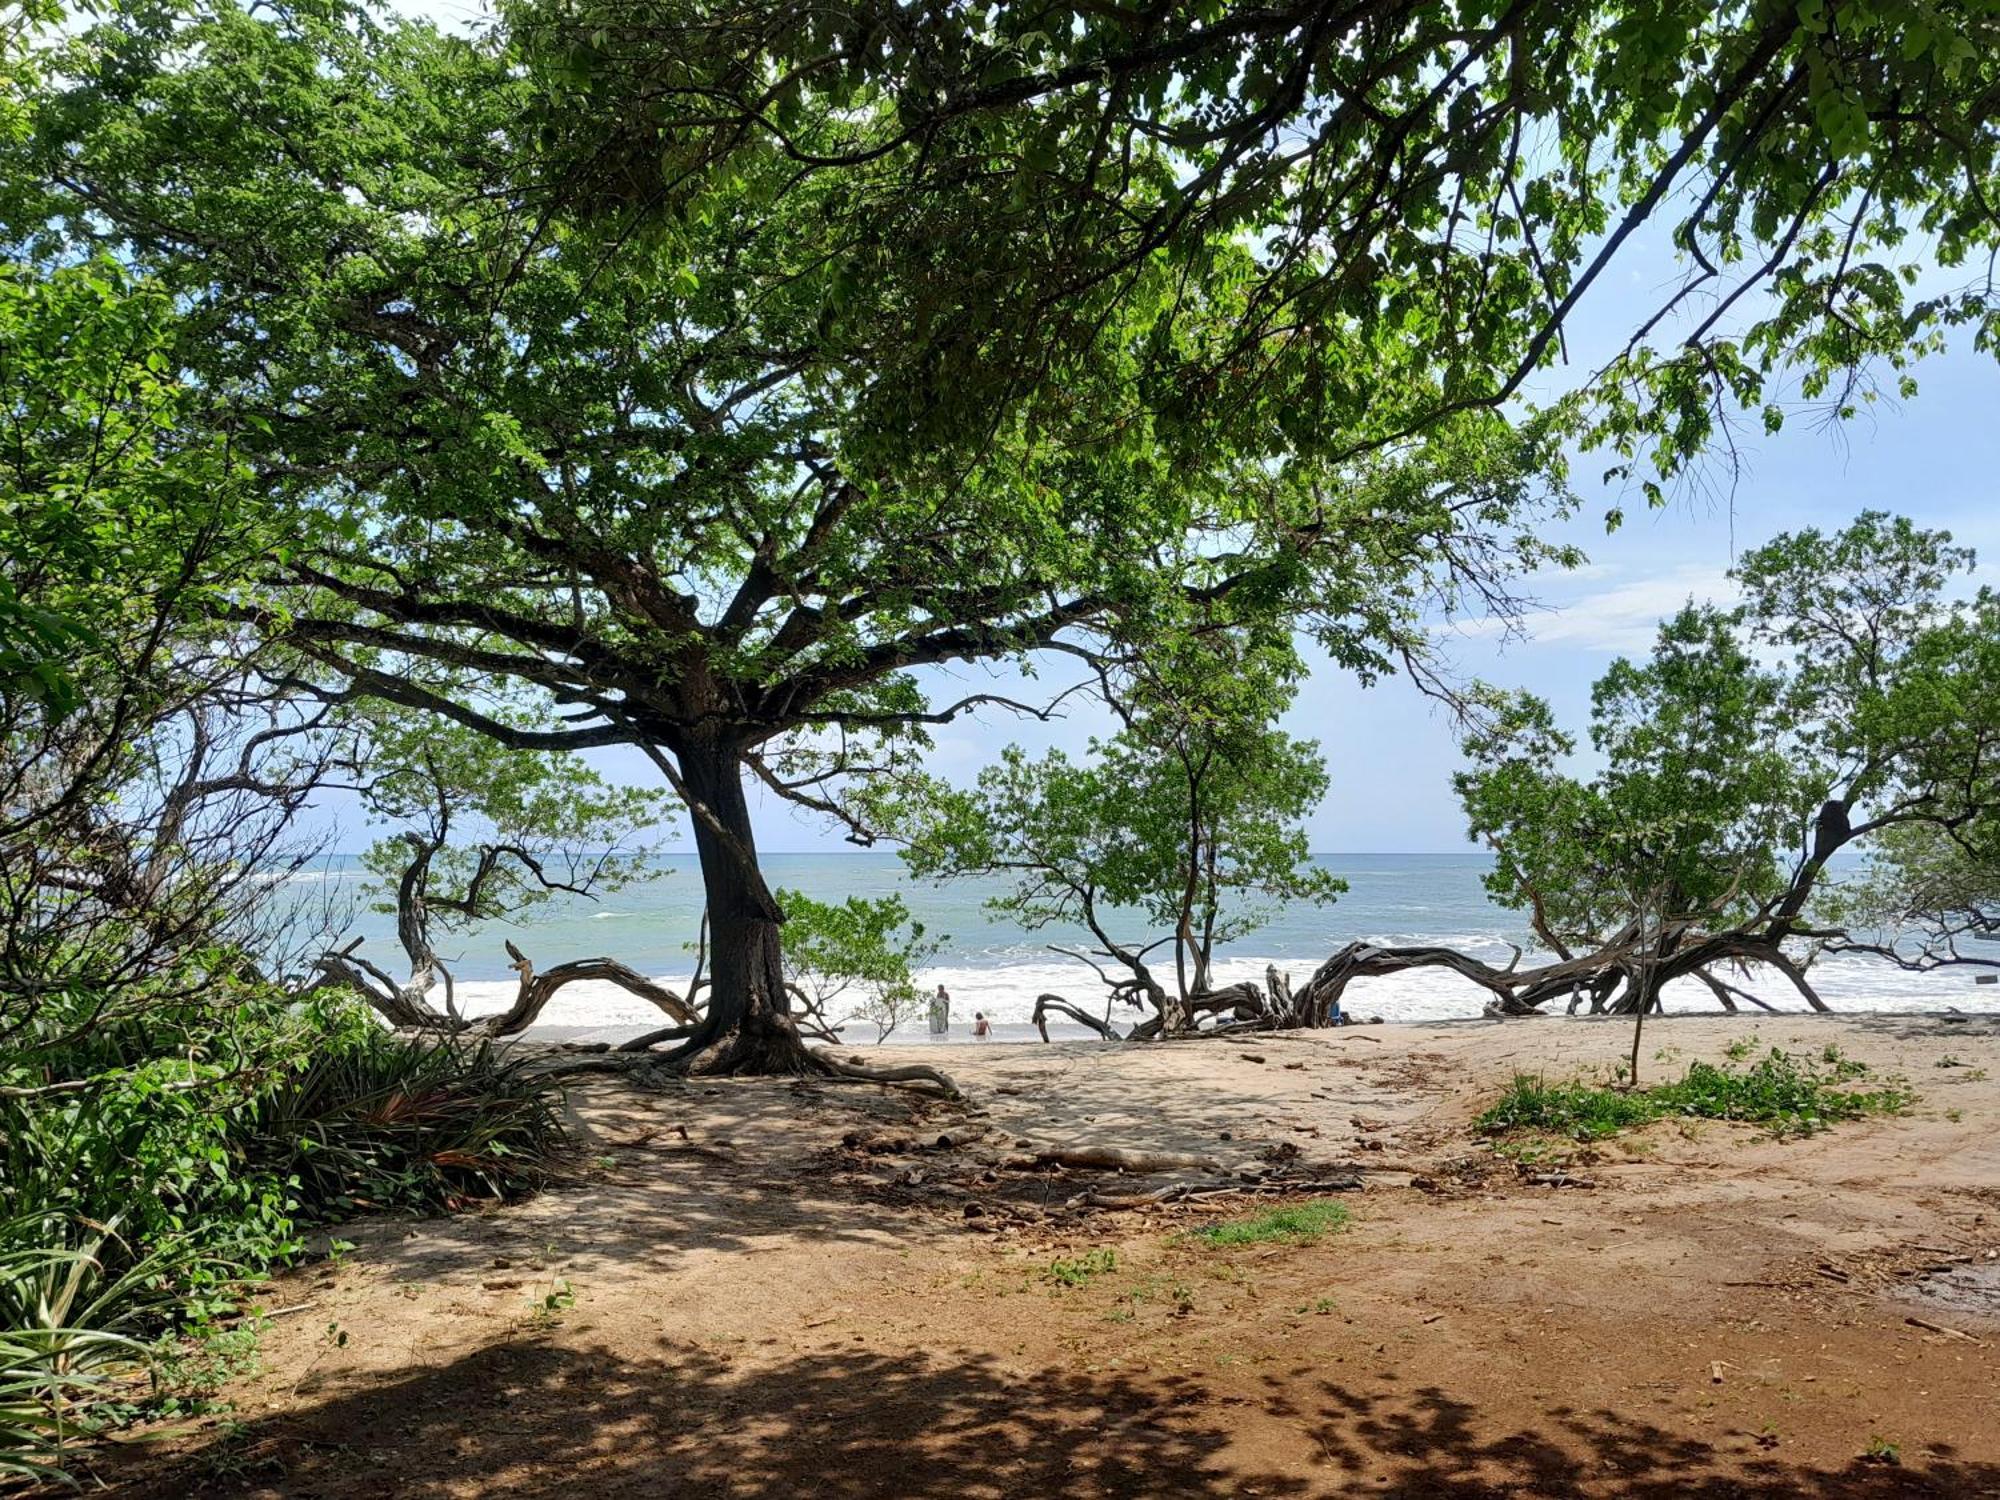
1447;563;1739;654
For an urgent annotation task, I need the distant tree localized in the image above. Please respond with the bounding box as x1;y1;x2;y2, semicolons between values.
1296;513;2000;1023
888;623;1341;1036
314;712;676;1035
776;891;945;1043
1824;822;1999;971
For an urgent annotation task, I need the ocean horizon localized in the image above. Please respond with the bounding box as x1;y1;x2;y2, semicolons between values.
284;851;1998;1038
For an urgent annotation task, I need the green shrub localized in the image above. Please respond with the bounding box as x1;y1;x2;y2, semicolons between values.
1477;1048;1913;1143
0;992;568;1478
245;1032;568;1219
1475;1075;1658;1140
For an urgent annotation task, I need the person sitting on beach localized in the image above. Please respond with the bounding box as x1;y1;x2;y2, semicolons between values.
972;1012;991;1039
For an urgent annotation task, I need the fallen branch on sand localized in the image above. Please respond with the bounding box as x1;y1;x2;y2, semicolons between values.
1066;1175;1365;1210
1021;1145;1223;1174
815;1050;960;1096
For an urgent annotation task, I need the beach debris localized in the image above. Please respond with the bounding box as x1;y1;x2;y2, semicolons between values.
1905;1315;1985;1345
841;1129;920;1154
1527;1171;1596;1189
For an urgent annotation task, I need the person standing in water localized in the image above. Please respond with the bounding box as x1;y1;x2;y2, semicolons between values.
929;983;951;1036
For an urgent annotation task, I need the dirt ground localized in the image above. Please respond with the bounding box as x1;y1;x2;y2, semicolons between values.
99;1012;2000;1498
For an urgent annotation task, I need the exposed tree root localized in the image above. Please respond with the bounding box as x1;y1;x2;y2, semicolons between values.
1066;1174;1365;1210
812;1048;960;1097
1020;1145;1222;1174
486;942;700;1035
1031;993;1128;1041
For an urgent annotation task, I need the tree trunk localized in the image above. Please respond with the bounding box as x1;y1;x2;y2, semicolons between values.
656;740;817;1074
1627;966;1653;1086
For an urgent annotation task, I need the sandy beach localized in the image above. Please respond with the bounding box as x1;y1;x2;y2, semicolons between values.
105;1012;2000;1497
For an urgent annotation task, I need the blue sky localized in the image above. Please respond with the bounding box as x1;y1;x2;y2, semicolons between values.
355;0;2000;854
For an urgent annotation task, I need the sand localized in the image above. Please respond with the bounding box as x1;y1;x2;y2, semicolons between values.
101;1012;2000;1497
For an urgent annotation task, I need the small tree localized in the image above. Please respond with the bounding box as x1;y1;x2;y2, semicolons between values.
1296;513;2000;1022
777;890;945;1043
888;626;1341;1036
316;712;676;1034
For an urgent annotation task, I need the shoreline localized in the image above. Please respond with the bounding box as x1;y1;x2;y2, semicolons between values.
514;1002;2000;1050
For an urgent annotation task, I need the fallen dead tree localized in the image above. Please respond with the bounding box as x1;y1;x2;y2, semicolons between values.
1029;967;1344;1039
1287;935;1721;1022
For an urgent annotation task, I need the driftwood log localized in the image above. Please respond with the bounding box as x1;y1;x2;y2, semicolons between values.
484;941;701;1036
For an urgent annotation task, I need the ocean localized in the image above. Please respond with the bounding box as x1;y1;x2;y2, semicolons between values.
290;852;1997;1039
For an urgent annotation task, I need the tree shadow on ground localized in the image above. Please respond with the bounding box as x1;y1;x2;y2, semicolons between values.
1284;1379;1996;1499
110;1339;2000;1499
344;1057;1374;1289
337;1075;962;1284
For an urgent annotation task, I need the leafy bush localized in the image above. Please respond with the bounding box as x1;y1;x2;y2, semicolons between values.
1478;1048;1914;1143
1475;1076;1661;1140
0;992;568;1479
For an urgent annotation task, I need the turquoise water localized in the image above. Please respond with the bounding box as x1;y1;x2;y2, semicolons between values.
291;852;1991;1031
300;851;1506;980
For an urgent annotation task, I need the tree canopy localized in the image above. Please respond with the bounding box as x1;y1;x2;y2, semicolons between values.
516;0;2000;485
2;0;1580;1070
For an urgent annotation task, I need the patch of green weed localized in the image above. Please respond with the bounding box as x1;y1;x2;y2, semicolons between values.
1044;1248;1117;1288
1188;1199;1350;1248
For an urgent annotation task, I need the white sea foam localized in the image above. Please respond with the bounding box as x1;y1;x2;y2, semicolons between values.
449;949;1997;1038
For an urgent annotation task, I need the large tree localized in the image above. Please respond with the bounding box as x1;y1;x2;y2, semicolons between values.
11;2;1999;1071
6;2;1576;1072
